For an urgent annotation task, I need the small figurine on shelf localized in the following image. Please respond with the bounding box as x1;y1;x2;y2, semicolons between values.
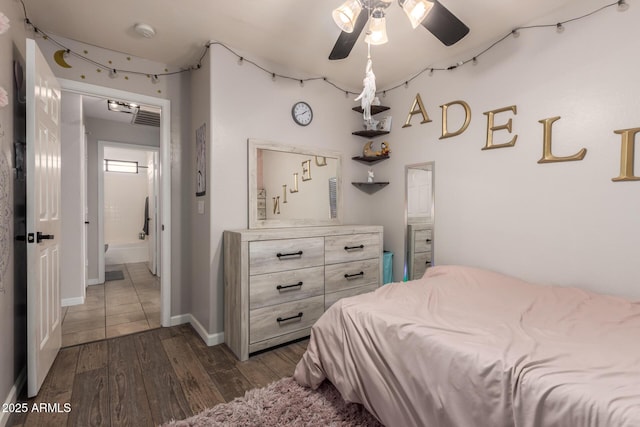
379;141;391;156
362;141;376;158
367;169;375;183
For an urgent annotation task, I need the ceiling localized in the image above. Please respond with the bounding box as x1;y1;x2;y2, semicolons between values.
23;0;578;89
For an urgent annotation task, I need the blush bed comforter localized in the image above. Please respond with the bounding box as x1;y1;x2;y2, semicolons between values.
293;265;640;427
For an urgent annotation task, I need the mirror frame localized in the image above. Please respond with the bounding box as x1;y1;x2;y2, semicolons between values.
248;139;343;229
404;161;435;280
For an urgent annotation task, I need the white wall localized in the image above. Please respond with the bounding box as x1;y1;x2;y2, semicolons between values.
60;93;85;304
203;45;371;335
373;0;640;298
189;49;211;332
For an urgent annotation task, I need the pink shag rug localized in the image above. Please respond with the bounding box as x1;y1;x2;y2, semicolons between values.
162;377;382;426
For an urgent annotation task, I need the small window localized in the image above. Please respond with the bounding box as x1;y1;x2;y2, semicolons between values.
104;159;138;174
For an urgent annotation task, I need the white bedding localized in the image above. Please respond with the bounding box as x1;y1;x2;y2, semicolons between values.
294;265;640;427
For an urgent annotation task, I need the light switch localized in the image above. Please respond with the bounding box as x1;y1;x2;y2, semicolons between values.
197;200;205;214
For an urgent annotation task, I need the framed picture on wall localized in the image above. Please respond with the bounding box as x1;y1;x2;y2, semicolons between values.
196;123;206;196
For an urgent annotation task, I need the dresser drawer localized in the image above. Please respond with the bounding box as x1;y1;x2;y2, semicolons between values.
249;266;324;310
249;296;324;344
325;233;380;265
414;228;433;253
325;258;380;293
325;283;378;310
249;237;324;275
412;251;432;280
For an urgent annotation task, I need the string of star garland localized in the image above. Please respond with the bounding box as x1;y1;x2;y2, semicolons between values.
19;0;629;96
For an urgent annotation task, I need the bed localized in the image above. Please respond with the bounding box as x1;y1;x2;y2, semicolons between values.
293;265;640;427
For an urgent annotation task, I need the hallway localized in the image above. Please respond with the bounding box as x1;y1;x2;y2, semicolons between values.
61;263;161;347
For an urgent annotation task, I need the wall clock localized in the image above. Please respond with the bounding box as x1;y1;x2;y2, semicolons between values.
291;101;313;126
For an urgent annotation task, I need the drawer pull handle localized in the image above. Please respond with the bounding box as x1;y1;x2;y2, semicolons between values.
344;271;364;279
276;282;303;291
426;261;432;265
277;312;303;323
344;244;364;251
426;239;432;243
276;250;303;259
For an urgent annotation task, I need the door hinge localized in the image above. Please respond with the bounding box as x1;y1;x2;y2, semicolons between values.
27;233;35;243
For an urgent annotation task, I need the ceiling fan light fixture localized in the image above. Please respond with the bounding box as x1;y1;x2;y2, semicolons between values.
401;0;434;29
364;9;388;45
332;0;363;33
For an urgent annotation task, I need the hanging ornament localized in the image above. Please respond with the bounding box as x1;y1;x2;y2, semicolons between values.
354;41;378;130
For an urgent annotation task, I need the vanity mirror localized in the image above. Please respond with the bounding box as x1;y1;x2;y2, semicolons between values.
248;139;343;228
405;162;435;280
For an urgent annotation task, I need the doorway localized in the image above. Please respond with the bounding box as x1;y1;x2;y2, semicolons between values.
58;79;171;338
102;143;160;332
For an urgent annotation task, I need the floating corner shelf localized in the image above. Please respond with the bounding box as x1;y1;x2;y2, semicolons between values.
351;182;390;194
351;155;390;164
352;130;390;138
352;105;390;115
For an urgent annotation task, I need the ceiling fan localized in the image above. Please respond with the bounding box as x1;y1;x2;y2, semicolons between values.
329;0;469;60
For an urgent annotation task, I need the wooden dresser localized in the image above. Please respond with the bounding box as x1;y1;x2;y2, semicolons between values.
224;225;383;361
407;223;433;280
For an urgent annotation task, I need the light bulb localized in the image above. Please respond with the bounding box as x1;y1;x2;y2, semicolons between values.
332;0;363;33
401;0;434;29
364;10;388;45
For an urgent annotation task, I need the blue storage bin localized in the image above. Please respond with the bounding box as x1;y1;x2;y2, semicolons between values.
383;251;393;284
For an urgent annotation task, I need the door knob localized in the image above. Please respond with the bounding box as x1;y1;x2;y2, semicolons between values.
36;232;54;243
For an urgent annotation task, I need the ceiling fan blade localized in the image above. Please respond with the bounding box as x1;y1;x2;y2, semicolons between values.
328;11;369;60
421;1;469;46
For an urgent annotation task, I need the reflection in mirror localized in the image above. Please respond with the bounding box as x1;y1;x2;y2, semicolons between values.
405;162;434;281
248;139;342;229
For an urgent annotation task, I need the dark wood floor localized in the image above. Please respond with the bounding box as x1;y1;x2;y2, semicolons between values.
9;324;308;427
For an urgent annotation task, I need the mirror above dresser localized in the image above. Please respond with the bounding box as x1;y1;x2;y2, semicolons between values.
248;139;343;229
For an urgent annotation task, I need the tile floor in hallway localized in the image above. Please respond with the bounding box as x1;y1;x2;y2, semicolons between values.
61;262;161;347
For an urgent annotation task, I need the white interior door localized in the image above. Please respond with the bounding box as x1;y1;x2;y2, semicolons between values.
26;38;62;397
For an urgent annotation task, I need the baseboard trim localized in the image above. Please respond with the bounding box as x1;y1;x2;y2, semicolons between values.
189;315;224;346
169;314;224;347
87;278;102;286
169;314;191;326
0;368;26;427
61;296;85;307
